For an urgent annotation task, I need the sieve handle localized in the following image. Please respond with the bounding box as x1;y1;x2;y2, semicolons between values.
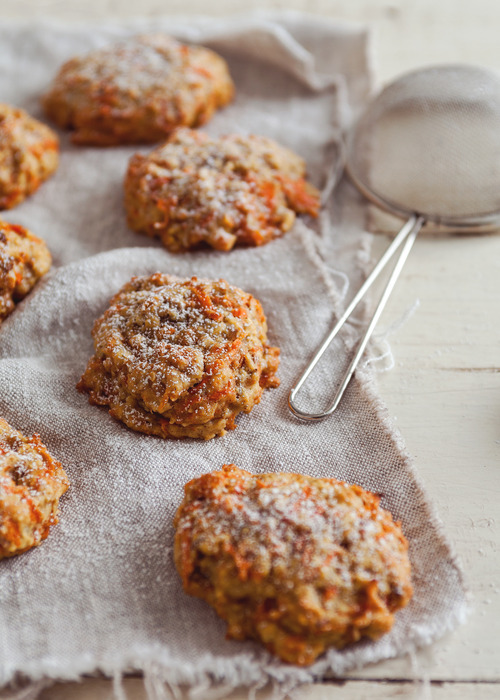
288;214;425;420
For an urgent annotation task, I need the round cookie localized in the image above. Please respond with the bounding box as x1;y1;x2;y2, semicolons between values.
125;127;320;252
77;274;280;440
0;219;51;323
0;103;59;210
174;464;413;665
0;417;69;559
42;34;234;146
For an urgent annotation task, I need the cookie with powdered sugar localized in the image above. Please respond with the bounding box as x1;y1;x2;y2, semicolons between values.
77;273;280;440
0;103;59;210
42;34;234;146
125;127;320;251
0;219;51;324
174;464;413;665
0;418;69;559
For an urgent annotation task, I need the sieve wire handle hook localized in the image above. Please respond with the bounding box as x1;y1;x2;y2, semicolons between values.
288;214;425;420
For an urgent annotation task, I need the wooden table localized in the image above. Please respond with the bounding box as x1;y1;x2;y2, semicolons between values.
1;1;499;698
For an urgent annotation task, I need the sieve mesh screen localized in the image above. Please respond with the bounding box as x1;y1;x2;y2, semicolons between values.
347;65;500;222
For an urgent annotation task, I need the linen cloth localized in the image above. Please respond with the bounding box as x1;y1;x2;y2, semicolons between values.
0;14;467;698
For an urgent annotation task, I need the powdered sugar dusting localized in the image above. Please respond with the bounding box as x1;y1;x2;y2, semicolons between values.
174;465;413;665
0;417;69;558
0;219;51;322
177;465;411;591
42;34;234;145
78;274;280;439
125;127;320;251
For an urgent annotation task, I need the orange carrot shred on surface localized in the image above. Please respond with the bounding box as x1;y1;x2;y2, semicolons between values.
280;177;320;217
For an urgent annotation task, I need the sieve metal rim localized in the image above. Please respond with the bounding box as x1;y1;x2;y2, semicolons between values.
345;155;500;230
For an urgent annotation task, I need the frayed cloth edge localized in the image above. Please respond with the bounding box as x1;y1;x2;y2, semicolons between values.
0;594;469;699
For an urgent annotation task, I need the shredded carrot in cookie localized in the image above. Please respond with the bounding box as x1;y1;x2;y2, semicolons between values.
125;128;320;252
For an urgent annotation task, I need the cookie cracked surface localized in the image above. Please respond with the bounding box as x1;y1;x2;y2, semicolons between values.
77;274;280;440
0;418;69;559
43;34;234;146
174;464;413;665
124;127;320;251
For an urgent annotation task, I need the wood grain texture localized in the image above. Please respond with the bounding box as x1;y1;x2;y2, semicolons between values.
1;0;499;697
37;677;500;700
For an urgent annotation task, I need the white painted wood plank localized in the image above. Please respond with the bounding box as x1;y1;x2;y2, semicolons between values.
37;677;500;699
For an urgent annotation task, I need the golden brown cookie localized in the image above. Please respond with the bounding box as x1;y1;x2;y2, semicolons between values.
0;103;59;210
125;127;320;252
0;219;51;323
42;34;234;146
77;274;279;440
0;418;69;559
174;464;413;665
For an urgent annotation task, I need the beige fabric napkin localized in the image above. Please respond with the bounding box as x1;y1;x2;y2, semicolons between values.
0;14;467;698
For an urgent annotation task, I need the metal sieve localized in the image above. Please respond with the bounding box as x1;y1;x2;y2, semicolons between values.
289;64;500;420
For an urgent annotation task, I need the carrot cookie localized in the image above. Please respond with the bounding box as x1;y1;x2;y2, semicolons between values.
0;418;69;559
125;128;320;252
0;220;51;323
174;464;413;665
42;34;234;146
0;103;59;210
77;274;279;440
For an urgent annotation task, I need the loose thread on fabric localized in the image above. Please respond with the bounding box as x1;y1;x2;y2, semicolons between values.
112;670;129;700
